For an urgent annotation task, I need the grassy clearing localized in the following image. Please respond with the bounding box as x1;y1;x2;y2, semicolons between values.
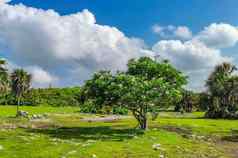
0;106;80;117
155;112;238;136
0;106;237;158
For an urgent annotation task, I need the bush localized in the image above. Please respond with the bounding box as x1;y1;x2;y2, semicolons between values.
80;101;98;113
22;87;81;106
80;101;128;115
112;106;128;115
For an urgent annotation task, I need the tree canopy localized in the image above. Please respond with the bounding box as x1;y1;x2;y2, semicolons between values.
11;69;32;114
205;62;238;118
82;57;187;129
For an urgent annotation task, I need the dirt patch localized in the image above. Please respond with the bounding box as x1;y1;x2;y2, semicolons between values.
0;123;17;129
162;125;238;157
222;130;238;142
161;125;192;136
80;115;129;122
216;140;238;158
222;135;238;142
0;118;58;130
29;119;59;129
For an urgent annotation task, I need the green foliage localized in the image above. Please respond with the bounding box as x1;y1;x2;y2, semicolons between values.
10;69;32;114
0;86;82;107
80;100;128;115
205;62;238;118
112;106;128;115
11;69;31;100
23;87;81;106
127;57;187;87
79;100;99;113
0;59;10;105
175;90;201;113
82;57;187;129
198;92;210;111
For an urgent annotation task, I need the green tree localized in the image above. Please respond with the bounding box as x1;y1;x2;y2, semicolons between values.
23;87;82;106
198;92;210;111
82;57;187;129
11;69;32;115
175;90;194;113
205;62;238;118
0;59;9;105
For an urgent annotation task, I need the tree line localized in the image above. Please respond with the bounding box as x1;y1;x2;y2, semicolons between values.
0;57;238;129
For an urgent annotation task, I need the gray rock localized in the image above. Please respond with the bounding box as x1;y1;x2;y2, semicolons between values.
159;155;164;158
152;144;161;150
17;111;29;117
31;114;45;120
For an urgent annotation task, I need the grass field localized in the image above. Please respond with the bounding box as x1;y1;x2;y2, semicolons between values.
0;106;238;158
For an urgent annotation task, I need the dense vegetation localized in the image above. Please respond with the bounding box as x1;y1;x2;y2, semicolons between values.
205;63;238;118
0;57;238;123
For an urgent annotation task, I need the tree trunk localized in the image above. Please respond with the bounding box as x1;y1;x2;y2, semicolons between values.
137;112;147;130
132;108;148;130
139;116;147;130
4;93;7;105
16;97;20;116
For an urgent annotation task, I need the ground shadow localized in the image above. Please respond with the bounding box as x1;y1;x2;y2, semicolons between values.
160;125;192;135
157;117;205;119
222;130;238;142
26;126;144;141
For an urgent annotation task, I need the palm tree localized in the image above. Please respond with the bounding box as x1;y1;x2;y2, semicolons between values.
0;59;9;105
11;69;31;115
205;62;238;118
206;62;236;95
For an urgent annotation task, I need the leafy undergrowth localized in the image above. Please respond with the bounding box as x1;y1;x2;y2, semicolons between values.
0;106;237;158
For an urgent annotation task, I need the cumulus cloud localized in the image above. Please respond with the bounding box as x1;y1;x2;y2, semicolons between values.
195;23;238;48
152;25;164;34
152;25;192;40
174;26;193;40
0;0;11;4
151;23;238;91
1;2;238;91
152;40;229;70
152;40;231;90
26;66;58;87
0;2;151;87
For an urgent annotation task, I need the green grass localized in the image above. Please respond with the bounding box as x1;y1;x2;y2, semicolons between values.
0;106;237;158
0;105;80;117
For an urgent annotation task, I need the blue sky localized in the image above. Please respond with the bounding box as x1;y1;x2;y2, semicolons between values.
1;0;238;90
10;0;238;45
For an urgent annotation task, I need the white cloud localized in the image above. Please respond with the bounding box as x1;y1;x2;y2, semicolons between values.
0;0;11;4
5;61;57;87
152;40;231;91
195;23;238;48
0;3;151;87
1;2;238;91
152;40;229;70
151;22;238;91
174;26;192;40
152;25;192;40
152;25;164;34
26;66;58;87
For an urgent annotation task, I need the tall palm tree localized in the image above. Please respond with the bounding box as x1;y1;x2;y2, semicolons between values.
205;62;238;118
11;69;31;115
0;59;9;105
206;62;236;97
